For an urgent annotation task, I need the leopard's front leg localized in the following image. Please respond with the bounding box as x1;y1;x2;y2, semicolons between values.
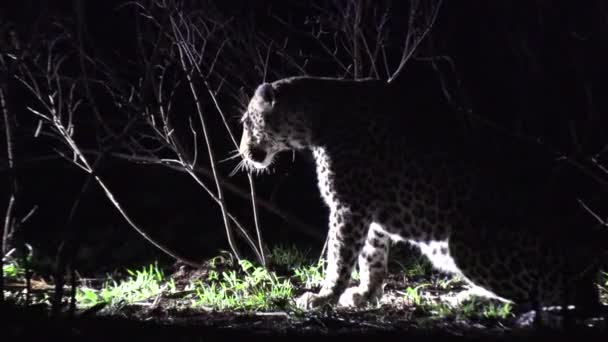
338;224;390;307
296;206;368;310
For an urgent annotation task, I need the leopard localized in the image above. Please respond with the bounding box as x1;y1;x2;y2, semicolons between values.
237;75;607;325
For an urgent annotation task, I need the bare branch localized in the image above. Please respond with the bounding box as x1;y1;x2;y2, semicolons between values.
388;0;443;83
172;16;243;261
18;44;203;268
91;151;322;241
577;198;608;228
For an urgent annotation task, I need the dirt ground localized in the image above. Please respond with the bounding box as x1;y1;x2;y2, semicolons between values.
3;302;608;342
3;264;608;342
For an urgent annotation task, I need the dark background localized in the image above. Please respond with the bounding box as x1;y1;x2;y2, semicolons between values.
1;0;608;273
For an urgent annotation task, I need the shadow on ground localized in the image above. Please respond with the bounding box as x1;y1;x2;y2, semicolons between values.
3;303;607;342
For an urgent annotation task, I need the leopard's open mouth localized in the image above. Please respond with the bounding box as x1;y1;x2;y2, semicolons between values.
239;145;277;173
243;153;273;170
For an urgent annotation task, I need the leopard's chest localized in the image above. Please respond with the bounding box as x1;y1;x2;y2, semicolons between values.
313;151;340;210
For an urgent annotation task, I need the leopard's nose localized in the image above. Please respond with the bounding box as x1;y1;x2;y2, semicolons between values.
249;147;267;163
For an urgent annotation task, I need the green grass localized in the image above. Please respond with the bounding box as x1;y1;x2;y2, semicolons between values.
67;247;511;318
447;299;513;320
185;246;330;311
396;255;434;280
434;275;462;291
270;244;308;268
70;249;321;312
404;283;431;306
481;302;513;320
191;259;293;311
400;278;513;321
2;254;53;306
3;259;26;280
76;262;175;309
7;244;599;323
293;259;325;290
395;251;514;321
600;271;608;302
412;295;513;321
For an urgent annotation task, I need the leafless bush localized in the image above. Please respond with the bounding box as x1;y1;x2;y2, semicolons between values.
1;16;39;305
0;1;606;320
88;0;449;267
2;1;449;301
268;0;443;81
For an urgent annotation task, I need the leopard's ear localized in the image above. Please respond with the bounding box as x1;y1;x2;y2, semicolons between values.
254;83;275;106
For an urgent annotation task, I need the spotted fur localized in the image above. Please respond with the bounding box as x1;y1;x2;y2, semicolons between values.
238;76;605;317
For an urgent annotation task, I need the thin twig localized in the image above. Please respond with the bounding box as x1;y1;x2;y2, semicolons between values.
93;151;322;241
173;18;242;261
577;199;608;228
1;196;13;303
247;173;265;266
53;153;99;315
19;57;204;268
388;0;443;83
1;84;16;303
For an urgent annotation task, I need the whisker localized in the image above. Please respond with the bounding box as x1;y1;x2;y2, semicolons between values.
219;153;242;163
266;157;275;175
229;160;245;177
241;161;250;174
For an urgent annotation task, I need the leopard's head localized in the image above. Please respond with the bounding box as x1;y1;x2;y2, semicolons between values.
238;81;312;172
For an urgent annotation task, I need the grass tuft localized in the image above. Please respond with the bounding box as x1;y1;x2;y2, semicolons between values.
3;244;599;325
191;259;292;311
293;259;325;290
3;259;26;280
270;245;308;268
76;262;175;309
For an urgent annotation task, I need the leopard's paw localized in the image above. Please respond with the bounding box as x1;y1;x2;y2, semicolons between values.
338;286;383;307
338;287;366;307
295;291;336;310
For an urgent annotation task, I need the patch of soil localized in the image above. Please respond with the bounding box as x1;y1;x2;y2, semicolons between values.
3;259;607;342
2;302;607;342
